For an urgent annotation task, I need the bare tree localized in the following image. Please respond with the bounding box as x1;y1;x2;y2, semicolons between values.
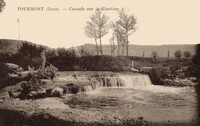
0;0;5;13
116;8;137;56
86;9;109;55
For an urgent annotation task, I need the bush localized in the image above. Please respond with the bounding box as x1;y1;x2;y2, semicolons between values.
31;65;58;80
79;55;131;71
19;65;58;99
148;67;171;84
0;63;9;80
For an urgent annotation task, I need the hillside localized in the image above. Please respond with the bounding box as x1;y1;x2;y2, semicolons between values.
0;39;196;58
0;39;48;52
75;43;196;58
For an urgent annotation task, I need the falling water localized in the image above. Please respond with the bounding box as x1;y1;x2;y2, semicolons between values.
56;73;153;92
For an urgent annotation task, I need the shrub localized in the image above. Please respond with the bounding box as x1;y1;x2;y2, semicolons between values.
148;67;171;84
79;55;131;71
0;63;9;80
174;50;182;61
19;65;58;99
31;65;58;80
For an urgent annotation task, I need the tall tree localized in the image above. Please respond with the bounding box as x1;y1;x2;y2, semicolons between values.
84;22;99;55
109;33;117;56
85;9;109;55
116;8;137;56
0;0;5;13
111;22;126;56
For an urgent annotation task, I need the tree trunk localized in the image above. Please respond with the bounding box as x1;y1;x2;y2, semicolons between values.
126;35;129;56
100;37;103;55
95;38;99;55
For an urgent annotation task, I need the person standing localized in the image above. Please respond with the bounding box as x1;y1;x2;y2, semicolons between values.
41;49;46;69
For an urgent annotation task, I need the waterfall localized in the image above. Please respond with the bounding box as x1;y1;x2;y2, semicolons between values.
117;74;152;87
56;72;153;93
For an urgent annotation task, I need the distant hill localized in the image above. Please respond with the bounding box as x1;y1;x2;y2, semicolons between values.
0;39;48;53
74;43;197;58
0;39;196;58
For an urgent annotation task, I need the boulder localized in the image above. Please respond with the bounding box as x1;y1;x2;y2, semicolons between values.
27;87;47;99
46;88;53;97
5;63;23;72
28;91;37;98
36;87;47;99
8;91;21;98
51;87;64;97
17;71;30;78
63;83;80;94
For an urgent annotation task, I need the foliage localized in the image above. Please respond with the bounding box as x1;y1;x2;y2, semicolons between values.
148;67;171;84
79;55;131;71
174;50;182;61
0;63;9;81
31;65;58;80
183;51;191;59
115;8;137;56
20;65;58;99
0;0;5;12
111;22;126;56
14;42;45;69
151;51;158;59
0;51;13;63
85;9;109;55
47;48;78;71
102;116;152;126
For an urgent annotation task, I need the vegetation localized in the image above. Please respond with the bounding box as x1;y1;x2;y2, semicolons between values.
110;9;137;56
0;41;197;88
84;9;109;55
174;50;182;61
183;51;191;59
115;9;137;56
0;0;5;13
0;63;9;81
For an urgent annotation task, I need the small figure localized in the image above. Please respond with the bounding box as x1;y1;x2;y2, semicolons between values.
41;49;46;69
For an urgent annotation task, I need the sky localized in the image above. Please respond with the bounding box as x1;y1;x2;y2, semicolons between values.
0;0;200;48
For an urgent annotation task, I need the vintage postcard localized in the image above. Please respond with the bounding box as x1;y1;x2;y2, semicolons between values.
0;0;199;126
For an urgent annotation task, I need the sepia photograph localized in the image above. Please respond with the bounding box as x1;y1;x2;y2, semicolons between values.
0;0;199;126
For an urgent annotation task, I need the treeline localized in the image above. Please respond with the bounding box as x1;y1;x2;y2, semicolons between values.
0;42;131;71
0;42;44;70
47;48;131;71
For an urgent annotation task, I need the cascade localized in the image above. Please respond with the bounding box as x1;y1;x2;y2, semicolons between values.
56;73;153;92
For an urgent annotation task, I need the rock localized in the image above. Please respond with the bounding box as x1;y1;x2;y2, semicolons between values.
140;67;153;73
28;91;37;98
8;91;21;98
46;88;53;97
0;99;3;103
51;87;64;97
17;71;30;78
27;87;47;99
63;83;80;94
36;87;47;99
5;63;23;72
